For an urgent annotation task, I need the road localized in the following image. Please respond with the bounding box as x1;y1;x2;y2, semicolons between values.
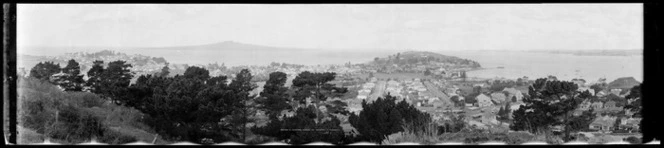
369;81;386;101
423;80;452;107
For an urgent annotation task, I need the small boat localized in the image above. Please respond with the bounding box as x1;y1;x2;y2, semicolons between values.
497;66;505;69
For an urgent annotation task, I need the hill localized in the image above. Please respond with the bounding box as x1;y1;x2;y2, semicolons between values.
368;51;481;73
607;77;640;90
17;77;168;144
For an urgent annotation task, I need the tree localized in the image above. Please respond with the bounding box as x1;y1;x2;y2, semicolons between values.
228;69;258;143
253;71;351;144
124;66;246;143
624;84;642;117
497;103;511;123
86;60;105;92
255;72;290;118
511;96;517;102
29;61;61;81
590;83;607;93
348;94;431;144
96;61;134;105
183;66;210;81
510;78;589;141
291;71;348;110
566;108;595;133
159;63;170;77
58;59;85;91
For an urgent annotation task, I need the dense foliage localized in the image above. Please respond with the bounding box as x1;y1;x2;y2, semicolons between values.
18;77;139;144
510;78;593;141
120;66;253;143
348;94;432;144
57;59;86;91
252;71;350;144
29;61;61;81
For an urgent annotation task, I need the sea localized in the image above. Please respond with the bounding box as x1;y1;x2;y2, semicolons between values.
18;47;643;83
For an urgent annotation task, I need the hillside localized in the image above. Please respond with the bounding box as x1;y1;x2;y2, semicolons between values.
608;77;641;90
17;77;168;144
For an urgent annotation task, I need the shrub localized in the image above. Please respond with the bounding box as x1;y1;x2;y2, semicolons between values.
98;129;138;144
68;92;106;108
382;122;440;145
18;77;146;144
44;105;105;144
624;136;641;144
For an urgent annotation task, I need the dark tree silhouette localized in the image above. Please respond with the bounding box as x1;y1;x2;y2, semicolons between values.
29;61;61;81
96;60;134;105
255;72;291;118
86;60;105;92
123;66;249;143
510;78;590;141
58;59;85;91
348;94;431;144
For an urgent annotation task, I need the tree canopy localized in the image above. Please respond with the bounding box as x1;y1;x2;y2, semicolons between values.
29;61;61;81
120;66;253;143
510;78;590;139
348;94;431;144
58;59;85;91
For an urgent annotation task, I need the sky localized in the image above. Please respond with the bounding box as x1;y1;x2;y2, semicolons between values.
18;4;643;51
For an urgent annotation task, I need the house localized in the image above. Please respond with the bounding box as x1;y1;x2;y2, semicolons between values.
619;117;642;132
610;89;622;96
578;87;596;96
591;101;604;110
589;115;617;132
502;87;524;102
596;90;608;97
510;103;524;111
473;83;486;88
490;92;507;104
476;94;493;107
578;100;592;111
362;83;376;89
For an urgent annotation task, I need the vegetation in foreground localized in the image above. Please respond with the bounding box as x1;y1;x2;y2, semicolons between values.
20;58;643;144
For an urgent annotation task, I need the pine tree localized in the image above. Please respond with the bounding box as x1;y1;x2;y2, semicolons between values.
86;60;105;92
29;61;61;81
510;78;589;141
348;94;431;144
229;69;258;143
59;59;85;91
255;71;290;118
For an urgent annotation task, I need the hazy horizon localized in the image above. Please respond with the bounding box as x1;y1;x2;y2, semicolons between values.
18;4;643;53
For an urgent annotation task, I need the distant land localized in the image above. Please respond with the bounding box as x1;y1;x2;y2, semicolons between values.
528;49;642;56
